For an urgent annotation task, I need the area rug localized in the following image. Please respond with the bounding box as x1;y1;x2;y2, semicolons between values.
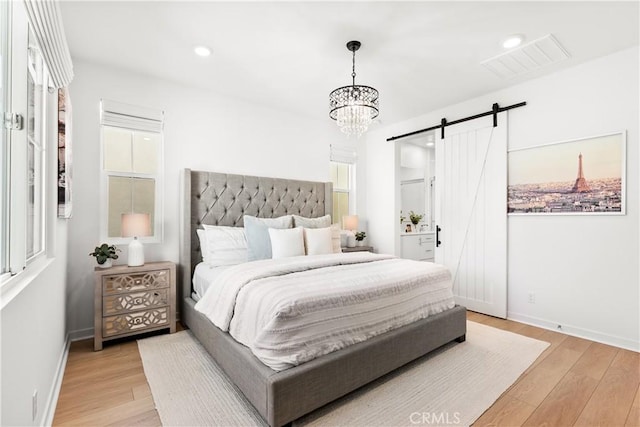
138;321;548;426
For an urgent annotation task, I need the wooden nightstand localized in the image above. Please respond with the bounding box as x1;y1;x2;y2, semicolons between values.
342;246;374;253
94;261;176;351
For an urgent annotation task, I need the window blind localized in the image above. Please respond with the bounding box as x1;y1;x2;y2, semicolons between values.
23;0;73;88
330;144;357;164
100;100;164;133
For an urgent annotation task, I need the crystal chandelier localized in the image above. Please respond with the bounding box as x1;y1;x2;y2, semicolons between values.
329;41;379;137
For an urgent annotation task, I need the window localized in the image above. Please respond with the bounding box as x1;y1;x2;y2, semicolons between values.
329;144;356;224
1;1;73;285
26;29;46;260
1;2;51;282
330;162;352;223
100;100;163;244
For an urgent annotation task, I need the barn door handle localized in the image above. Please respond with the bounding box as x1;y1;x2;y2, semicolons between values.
436;226;442;247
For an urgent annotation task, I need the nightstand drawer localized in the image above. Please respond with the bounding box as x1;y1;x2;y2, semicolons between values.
102;269;170;296
103;288;169;316
102;307;169;338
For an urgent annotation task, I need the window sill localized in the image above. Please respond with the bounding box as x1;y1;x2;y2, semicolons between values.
0;256;54;310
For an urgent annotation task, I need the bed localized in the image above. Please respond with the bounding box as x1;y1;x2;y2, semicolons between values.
179;169;467;427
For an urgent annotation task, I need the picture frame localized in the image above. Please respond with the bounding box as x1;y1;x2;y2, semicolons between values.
508;131;626;215
58;88;72;218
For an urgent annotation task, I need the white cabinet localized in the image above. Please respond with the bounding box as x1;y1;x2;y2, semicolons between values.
401;233;435;262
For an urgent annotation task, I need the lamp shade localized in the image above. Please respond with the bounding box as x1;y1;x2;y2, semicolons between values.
121;213;151;238
342;215;359;231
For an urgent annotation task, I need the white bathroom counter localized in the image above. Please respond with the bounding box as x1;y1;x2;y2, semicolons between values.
400;231;434;236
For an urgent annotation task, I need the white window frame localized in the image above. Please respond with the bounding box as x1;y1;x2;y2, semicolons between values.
99;100;164;245
26;28;47;262
0;0;11;281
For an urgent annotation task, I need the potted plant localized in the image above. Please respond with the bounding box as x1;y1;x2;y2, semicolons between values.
89;243;120;268
400;211;406;224
355;231;366;246
409;211;424;226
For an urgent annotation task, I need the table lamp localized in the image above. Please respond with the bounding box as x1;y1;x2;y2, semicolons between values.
342;215;359;248
121;213;151;266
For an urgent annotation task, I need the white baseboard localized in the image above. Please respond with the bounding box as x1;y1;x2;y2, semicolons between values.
507;311;639;352
42;334;70;426
68;327;93;342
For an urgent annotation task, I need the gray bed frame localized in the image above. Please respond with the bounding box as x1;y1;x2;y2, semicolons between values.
179;169;467;427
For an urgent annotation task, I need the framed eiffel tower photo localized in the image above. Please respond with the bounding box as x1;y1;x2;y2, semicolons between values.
507;131;626;215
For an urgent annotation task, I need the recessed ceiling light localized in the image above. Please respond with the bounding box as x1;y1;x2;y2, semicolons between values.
502;35;524;49
194;46;211;57
426;142;435;147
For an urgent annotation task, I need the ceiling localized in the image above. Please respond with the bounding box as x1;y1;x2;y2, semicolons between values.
60;1;639;125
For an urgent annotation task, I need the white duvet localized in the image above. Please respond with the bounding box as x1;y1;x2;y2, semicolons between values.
194;252;455;371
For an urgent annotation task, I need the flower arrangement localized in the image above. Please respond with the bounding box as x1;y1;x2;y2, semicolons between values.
89;243;120;265
355;231;367;241
409;211;424;225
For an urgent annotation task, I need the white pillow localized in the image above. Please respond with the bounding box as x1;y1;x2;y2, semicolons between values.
292;214;332;229
201;225;248;266
196;229;209;262
304;227;333;256
268;227;305;259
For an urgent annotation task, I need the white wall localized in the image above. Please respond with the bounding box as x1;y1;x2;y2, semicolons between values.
361;47;639;350
66;60;338;335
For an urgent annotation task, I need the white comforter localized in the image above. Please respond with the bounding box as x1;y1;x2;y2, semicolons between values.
194;252;455;371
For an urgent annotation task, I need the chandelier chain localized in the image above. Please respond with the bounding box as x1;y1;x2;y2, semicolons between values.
352;49;356;86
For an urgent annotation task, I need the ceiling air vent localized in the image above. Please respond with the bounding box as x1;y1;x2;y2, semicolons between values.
481;34;570;79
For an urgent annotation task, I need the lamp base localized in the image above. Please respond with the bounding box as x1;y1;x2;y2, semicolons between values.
128;238;145;267
346;231;356;248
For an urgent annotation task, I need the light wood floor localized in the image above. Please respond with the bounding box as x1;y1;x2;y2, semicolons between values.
53;312;640;426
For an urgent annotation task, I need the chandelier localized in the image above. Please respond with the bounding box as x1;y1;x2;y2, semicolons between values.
329;40;379;137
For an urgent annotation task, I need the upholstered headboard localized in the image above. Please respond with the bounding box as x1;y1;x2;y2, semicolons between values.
179;169;333;304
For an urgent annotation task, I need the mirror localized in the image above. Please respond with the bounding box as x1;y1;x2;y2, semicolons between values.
399;133;435;232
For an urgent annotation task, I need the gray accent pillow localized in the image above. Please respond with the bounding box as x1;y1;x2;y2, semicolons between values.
244;215;293;261
292;214;331;229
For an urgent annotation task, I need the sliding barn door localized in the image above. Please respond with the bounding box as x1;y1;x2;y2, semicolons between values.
435;115;507;318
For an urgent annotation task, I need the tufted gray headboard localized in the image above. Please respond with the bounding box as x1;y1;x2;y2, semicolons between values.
179;169;333;304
